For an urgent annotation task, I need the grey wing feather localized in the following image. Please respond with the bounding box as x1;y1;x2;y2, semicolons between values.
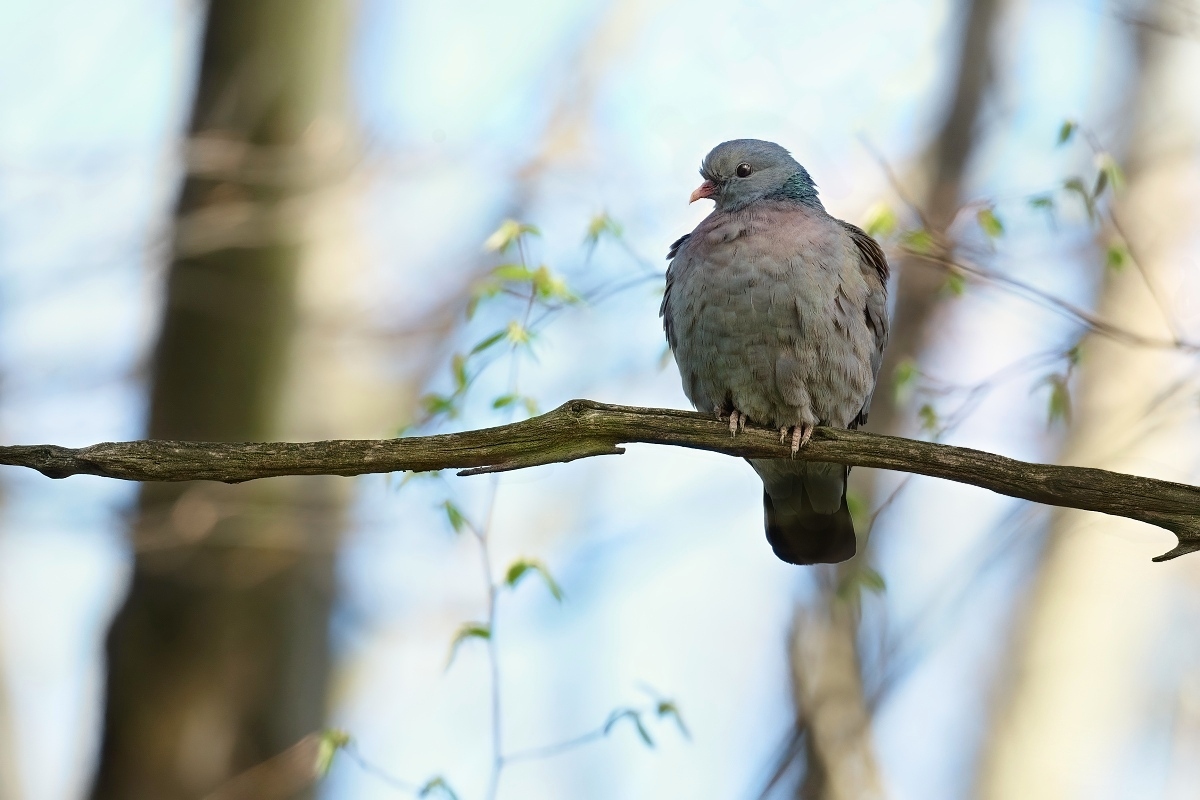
666;233;691;260
660;234;691;351
838;221;890;428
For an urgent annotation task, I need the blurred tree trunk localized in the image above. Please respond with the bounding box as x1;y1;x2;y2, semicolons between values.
786;0;1004;796
790;606;884;800
0;471;16;800
976;4;1200;796
91;2;358;798
0;621;19;800
874;0;1003;407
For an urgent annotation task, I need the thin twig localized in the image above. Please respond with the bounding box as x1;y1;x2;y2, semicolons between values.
468;479;505;800
1106;208;1187;341
864;133;1199;354
342;744;424;795
504;729;609;763
1078;127;1188;341
857;135;934;231
908;248;1200;352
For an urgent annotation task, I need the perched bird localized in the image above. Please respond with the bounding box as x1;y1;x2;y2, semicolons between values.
661;139;890;564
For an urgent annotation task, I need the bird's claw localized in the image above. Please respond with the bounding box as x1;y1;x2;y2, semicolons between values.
779;424;814;456
729;409;746;437
718;407;747;437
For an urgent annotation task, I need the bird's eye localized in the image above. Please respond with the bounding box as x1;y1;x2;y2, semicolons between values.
736;163;752;178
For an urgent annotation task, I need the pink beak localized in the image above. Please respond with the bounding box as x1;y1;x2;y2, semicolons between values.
689;180;717;204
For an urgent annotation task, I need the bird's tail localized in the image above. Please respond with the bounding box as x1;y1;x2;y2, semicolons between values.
751;460;856;565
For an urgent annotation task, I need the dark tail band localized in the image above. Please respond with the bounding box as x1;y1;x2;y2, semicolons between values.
762;488;856;565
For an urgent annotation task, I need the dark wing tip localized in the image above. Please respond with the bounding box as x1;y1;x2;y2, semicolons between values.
667;233;691;261
839;220;890;282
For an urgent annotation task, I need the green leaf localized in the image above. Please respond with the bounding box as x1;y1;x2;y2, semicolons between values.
523;396;539;416
504;558;564;602
504;560;532;585
492;393;518;409
1028;194;1055;211
836;565;887;602
465;295;481;321
604;709;654;747
1106;242;1128;270
862;203;897;238
441;500;468;534
1042;373;1072;426
447;622;490;667
419;776;460;800
892;357;919;404
655;700;691;739
585;213;623;246
1094;152;1125;196
484;219;540;253
943;272;966;297
485;220;522;252
531;265;579;303
421;393;457;419
470;330;507;355
918;403;939;433
315;729;351;777
505;320;531;346
1028;194;1057;227
531;265;553;296
492;263;535;283
1063;177;1096;221
845;489;868;530
976;206;1004;238
467;279;504;320
1057;119;1077;145
633;716;654;747
901;228;935;254
858;567;887;594
451;354;468;392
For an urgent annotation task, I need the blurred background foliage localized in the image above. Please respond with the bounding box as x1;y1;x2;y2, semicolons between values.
1;0;1199;798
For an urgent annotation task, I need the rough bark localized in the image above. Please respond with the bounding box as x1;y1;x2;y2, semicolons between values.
976;4;1200;795
89;2;355;798
2;400;1197;561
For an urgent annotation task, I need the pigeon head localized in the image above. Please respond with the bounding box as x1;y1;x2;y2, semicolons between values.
690;139;821;212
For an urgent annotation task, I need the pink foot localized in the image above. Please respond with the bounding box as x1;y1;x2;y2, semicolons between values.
717;407;748;437
778;423;814;456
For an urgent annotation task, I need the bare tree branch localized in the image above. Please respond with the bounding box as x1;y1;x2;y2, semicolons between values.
3;399;1197;561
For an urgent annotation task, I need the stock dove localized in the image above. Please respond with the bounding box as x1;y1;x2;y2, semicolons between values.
661;139;890;564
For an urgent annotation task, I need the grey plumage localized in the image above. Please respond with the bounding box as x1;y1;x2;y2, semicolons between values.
661;139;890;565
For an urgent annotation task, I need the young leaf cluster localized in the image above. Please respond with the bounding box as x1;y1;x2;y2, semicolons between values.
418;220;578;428
601;700;690;749
418;216;685;798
